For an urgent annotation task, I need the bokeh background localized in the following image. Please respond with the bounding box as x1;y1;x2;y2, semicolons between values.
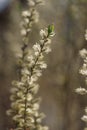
0;0;87;130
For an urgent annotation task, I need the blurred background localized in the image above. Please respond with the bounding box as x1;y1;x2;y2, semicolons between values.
0;0;87;130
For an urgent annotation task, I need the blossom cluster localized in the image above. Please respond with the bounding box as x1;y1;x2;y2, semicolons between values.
75;30;87;95
7;25;55;130
75;29;87;129
20;0;44;43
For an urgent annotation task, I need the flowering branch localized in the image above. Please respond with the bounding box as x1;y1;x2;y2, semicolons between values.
7;25;55;130
18;0;44;80
6;0;55;130
75;29;87;128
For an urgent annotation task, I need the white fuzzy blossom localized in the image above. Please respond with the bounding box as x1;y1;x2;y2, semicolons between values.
79;49;87;59
7;25;55;130
75;87;87;95
81;115;87;122
27;0;45;6
80;63;87;76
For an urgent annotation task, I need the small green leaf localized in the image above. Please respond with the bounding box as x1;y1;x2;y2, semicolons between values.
48;25;54;34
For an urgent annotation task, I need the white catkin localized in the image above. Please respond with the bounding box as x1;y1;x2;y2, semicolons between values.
76;29;87;130
7;6;55;130
7;27;55;130
6;0;55;129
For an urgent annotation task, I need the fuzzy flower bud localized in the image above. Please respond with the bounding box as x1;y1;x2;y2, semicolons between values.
81;115;87;122
75;87;87;95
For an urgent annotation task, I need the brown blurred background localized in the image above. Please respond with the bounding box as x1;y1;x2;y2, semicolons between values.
0;0;87;130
